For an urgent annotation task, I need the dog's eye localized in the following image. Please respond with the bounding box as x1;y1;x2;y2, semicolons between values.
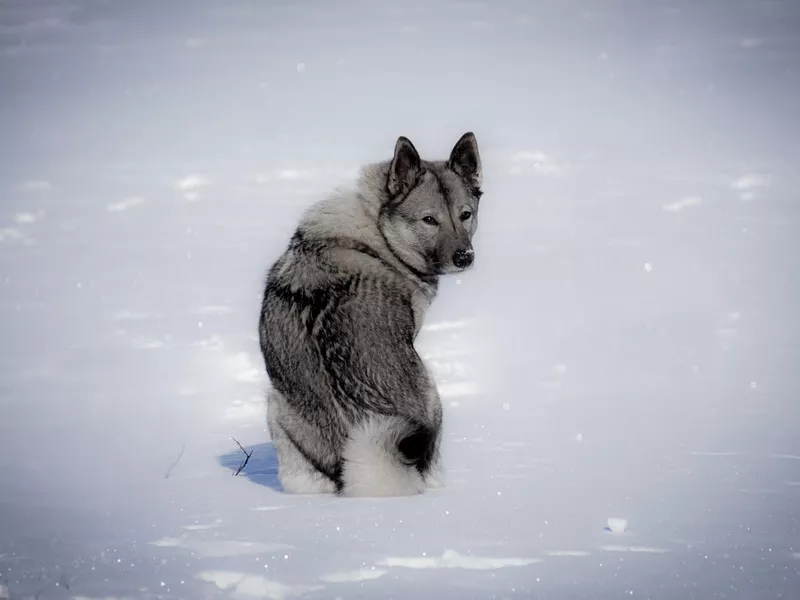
422;216;439;226
460;210;472;221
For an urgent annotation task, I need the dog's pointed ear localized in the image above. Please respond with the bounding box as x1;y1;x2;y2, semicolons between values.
448;132;482;187
388;136;421;196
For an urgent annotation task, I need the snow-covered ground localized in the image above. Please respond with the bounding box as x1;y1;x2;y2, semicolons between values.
2;0;799;598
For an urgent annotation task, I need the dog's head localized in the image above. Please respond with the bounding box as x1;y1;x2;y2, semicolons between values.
379;132;483;277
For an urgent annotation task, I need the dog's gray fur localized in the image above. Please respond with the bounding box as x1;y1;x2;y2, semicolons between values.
258;132;483;497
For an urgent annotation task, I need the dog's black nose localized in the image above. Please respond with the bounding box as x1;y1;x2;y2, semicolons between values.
452;249;474;269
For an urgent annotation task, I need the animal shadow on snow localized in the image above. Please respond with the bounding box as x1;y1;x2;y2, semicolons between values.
218;442;283;492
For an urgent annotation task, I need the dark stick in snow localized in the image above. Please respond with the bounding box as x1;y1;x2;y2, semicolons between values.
232;437;252;476
164;442;186;479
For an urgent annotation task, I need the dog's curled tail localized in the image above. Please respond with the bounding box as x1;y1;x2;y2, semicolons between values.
340;415;438;497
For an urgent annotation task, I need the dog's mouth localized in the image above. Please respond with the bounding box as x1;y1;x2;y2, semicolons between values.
438;261;475;276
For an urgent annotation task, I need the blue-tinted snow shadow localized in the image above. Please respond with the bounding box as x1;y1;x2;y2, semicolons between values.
218;442;283;492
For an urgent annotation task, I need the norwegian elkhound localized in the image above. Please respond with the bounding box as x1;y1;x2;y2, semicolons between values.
258;132;483;497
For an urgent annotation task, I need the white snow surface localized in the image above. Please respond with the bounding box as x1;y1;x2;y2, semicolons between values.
1;0;799;598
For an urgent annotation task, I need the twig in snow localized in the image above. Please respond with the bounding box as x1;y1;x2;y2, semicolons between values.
232;437;253;476
164;442;186;479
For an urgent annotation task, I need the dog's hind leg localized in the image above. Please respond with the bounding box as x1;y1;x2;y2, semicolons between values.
266;389;336;495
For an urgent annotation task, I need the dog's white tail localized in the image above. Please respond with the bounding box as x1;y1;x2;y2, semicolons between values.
340;416;429;497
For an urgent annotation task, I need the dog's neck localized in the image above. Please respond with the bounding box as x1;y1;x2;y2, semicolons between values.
294;165;437;294
357;162;440;288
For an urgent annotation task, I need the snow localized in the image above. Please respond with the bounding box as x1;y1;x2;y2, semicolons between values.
662;196;703;213
13;212;45;225
1;0;799;598
106;197;145;213
16;180;53;192
606;518;628;534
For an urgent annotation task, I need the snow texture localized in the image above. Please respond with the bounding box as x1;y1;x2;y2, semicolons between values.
1;0;799;598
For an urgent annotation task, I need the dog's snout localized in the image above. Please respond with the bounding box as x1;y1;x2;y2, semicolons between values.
452;249;474;269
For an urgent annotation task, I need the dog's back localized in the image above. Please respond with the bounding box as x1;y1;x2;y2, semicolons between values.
259;194;442;496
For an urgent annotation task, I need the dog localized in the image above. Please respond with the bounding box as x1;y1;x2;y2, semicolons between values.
258;132;483;497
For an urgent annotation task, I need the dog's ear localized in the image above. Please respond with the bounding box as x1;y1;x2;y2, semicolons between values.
387;136;421;196
448;132;482;187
